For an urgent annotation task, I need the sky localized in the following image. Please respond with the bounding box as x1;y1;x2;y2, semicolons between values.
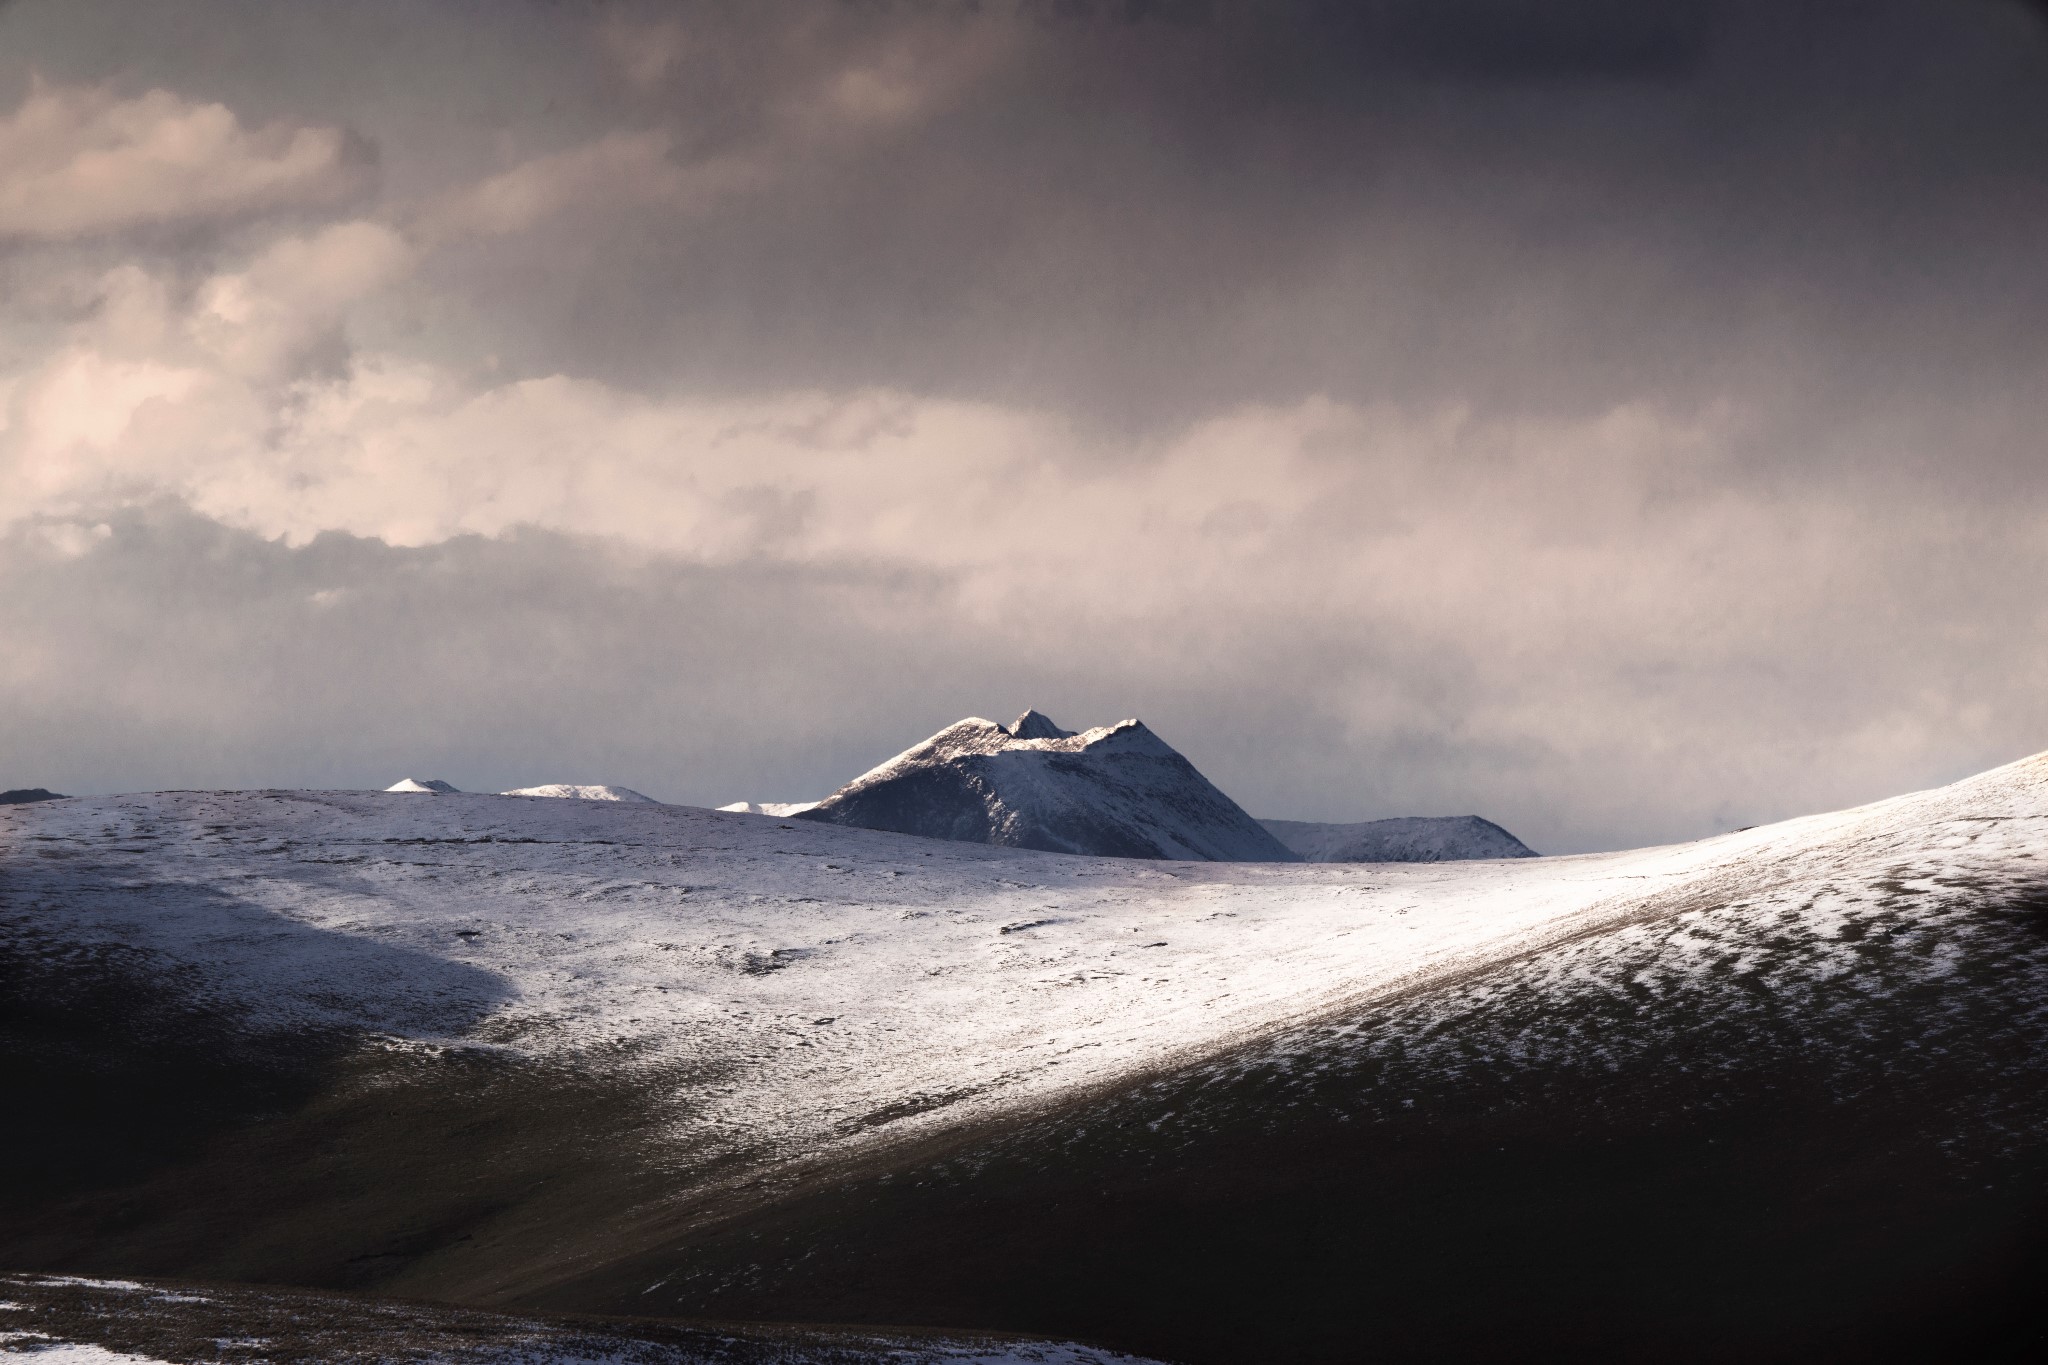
3;0;2047;853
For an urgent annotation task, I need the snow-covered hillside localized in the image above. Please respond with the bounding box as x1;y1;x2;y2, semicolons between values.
795;710;1296;861
6;752;2046;1191
1260;814;1536;862
7;754;2048;1357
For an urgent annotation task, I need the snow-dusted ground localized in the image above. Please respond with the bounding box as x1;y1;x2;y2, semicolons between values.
4;753;2046;1184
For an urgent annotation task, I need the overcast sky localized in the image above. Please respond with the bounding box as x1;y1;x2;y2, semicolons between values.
4;0;2047;852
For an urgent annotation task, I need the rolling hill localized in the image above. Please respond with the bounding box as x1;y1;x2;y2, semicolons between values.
4;753;2048;1360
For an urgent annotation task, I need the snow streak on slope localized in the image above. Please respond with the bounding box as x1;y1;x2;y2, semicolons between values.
4;754;2047;1190
0;1274;1163;1365
797;711;1296;861
1260;815;1536;862
503;786;659;803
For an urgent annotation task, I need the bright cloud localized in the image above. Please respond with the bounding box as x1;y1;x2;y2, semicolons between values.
0;77;371;238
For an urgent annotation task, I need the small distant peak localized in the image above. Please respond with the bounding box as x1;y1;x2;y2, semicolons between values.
502;784;655;803
1;787;65;805
385;778;460;793
1008;709;1075;740
717;799;821;817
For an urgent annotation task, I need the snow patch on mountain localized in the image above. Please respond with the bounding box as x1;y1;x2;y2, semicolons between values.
717;801;822;817
384;778;460;793
796;711;1297;861
503;784;659;803
1261;814;1537;862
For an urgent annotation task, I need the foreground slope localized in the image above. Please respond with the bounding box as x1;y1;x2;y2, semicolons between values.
796;710;1295;860
0;1274;1159;1365
5;753;2048;1359
1260;813;1537;861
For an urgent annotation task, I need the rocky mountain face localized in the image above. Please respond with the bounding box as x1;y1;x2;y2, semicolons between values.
795;710;1297;861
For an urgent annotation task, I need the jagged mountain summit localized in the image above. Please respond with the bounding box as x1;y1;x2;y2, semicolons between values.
794;710;1297;861
384;778;460;793
502;784;658;803
1261;814;1537;862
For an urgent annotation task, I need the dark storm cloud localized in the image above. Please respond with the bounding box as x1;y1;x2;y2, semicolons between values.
360;0;2048;439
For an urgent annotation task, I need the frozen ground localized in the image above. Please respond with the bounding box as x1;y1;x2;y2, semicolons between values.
5;751;2046;1191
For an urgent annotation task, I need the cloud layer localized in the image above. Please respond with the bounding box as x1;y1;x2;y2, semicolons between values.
0;77;369;238
3;1;2048;850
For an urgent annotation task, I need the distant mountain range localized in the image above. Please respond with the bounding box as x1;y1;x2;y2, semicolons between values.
0;787;64;805
383;778;657;802
792;710;1297;861
1260;815;1536;862
768;710;1535;864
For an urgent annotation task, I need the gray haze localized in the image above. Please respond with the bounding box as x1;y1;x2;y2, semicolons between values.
3;1;2047;852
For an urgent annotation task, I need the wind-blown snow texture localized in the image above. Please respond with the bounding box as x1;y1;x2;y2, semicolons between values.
1260;815;1536;862
5;752;2047;1198
796;711;1296;861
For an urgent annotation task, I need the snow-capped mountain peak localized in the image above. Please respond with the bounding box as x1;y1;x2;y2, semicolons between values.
384;777;460;793
1008;708;1076;740
795;711;1295;861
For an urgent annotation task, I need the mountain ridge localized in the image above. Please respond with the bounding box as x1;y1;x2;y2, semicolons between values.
794;710;1297;861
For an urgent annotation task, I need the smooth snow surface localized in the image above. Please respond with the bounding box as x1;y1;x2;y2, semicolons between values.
1261;814;1537;862
5;753;2047;1194
503;785;659;804
798;711;1296;860
385;778;461;794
